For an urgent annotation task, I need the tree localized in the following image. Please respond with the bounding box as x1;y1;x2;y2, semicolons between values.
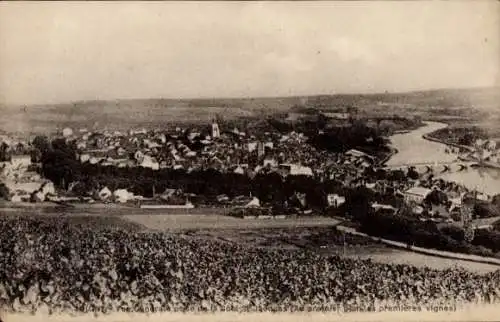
41;138;79;190
424;189;449;206
0;182;9;200
0;142;10;162
492;194;500;206
340;186;374;221
32;135;50;155
388;169;406;182
407;167;419;180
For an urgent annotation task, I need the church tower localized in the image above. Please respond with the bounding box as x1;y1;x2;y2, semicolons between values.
211;119;220;139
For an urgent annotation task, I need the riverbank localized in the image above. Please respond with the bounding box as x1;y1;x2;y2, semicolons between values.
422;132;474;152
378;147;398;166
387;121;500;195
423;131;500;170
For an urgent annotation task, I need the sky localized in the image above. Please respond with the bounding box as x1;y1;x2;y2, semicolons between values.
0;1;499;106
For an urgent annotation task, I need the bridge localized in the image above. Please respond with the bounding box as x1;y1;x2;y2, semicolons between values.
382;161;478;173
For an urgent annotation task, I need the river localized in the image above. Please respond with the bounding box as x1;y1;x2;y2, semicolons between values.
387;121;500;196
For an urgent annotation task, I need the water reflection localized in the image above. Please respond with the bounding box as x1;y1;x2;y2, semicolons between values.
388;121;500;195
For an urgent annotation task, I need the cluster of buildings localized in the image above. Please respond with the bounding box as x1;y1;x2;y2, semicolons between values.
68;120;377;184
0;120;379;207
465;139;500;166
1;118;497;233
0;153;56;203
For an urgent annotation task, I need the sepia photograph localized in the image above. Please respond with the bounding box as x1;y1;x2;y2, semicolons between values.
0;1;499;321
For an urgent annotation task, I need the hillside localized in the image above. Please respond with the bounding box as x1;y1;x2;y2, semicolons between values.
0;86;498;134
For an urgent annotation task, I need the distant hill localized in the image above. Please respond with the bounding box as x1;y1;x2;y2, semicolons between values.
0;86;498;135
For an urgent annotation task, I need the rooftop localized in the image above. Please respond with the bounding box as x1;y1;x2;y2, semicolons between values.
404;186;432;197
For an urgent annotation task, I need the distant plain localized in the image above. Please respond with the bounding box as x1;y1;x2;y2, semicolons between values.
1;86;499;135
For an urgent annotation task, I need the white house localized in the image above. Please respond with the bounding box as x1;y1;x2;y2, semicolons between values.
41;182;56;196
10;155;32;169
80;154;91;163
113;189;134;203
140;155;159;170
77;142;87;150
264;142;274;149
248;142;258;153
346;149;369;158
327;194;345;207
403;186;432;204
244;197;261;208
279;164;313;177
234;166;245;175
62;127;73;138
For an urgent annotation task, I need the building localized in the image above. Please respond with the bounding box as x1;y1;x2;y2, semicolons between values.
212;121;220;139
257;141;265;158
327;194;345;207
402;186;432;204
322;112;350;120
9;154;32;169
278;163;313;177
471;216;500;231
345;149;374;162
62;127;74;138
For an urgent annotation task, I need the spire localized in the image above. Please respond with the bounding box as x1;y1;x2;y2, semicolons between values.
211;120;220;139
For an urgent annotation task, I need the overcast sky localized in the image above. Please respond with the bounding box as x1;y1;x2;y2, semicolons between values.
0;1;498;105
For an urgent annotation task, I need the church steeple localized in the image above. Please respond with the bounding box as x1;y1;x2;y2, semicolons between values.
211;118;220;139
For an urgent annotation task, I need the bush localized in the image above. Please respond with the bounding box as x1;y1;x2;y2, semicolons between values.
359;212;497;257
227;207;271;218
440;225;465;242
471;229;500;253
0;182;10;200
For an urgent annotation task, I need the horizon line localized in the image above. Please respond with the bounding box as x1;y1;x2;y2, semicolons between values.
3;85;498;109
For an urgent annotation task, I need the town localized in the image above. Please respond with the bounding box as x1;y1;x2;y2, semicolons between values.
1;111;499;232
2;106;500;315
1;1;500;316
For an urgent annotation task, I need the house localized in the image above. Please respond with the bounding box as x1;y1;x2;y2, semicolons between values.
264;142;274;149
76;142;87;150
62;127;73;138
471;216;500;231
403;186;432;204
323;112;350;120
140;156;159;170
234;166;245;175
244;197;261;208
279;163;313;177
372;202;396;211
263;158;278;168
80;154;91;163
10;155;32;169
31;190;46;202
327;194;345;207
345;149;369;159
365;183;376;190
113;189;134;203
41;182;56;196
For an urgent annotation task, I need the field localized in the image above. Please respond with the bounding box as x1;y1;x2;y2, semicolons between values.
4;209;498;273
123;214;341;231
1;86;498;135
189;227;500;274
